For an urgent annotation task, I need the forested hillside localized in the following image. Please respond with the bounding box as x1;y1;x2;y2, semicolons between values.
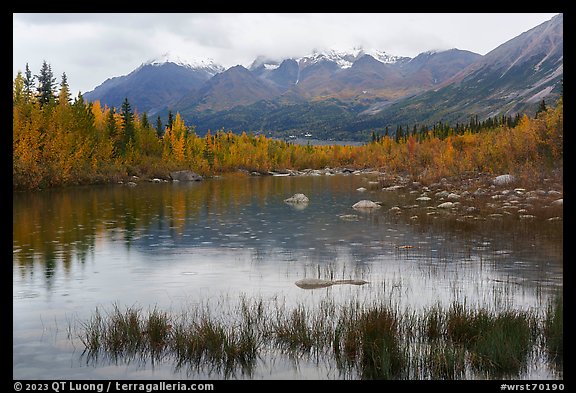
13;62;563;191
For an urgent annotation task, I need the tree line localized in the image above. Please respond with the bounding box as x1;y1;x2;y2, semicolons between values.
13;62;563;191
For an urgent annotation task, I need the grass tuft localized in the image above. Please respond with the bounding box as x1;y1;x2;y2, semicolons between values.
77;293;561;379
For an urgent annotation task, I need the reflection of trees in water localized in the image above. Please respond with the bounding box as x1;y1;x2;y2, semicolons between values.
13;176;562;289
13;176;362;282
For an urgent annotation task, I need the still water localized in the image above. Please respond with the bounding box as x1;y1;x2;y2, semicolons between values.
13;174;563;379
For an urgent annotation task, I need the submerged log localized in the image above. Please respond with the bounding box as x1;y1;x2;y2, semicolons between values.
295;278;369;289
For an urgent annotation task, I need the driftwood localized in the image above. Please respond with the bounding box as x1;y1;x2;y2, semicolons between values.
295;278;369;289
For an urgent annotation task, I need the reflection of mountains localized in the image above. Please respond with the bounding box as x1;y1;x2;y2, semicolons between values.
13;176;562;289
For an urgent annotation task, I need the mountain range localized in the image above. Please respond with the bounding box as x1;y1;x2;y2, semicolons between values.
84;14;563;140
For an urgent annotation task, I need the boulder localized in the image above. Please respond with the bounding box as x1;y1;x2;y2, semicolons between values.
352;200;381;209
437;202;455;209
383;185;404;191
435;190;449;198
551;198;563;206
493;174;515;186
284;193;309;204
169;170;203;182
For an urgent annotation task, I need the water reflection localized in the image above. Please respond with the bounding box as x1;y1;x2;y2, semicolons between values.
13;174;562;379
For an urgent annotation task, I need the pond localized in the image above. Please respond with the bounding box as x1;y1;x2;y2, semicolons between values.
13;174;563;379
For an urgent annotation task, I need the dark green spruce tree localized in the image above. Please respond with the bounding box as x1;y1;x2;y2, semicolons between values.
24;63;34;103
155;116;163;138
535;99;547;118
35;60;56;108
167;110;174;131
120;97;135;152
140;112;150;131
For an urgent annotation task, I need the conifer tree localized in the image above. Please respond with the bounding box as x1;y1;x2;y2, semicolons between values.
140;112;150;130
535;99;547;118
167;110;174;131
120;97;135;148
36;60;56;107
105;107;117;138
24;63;34;103
155;115;163;138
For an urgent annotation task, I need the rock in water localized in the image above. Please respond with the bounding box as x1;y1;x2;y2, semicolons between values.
284;193;309;204
170;170;203;182
339;214;360;221
352;200;380;209
551;198;563;206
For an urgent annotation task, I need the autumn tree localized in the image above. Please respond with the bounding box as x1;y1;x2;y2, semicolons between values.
13;71;25;106
58;72;71;106
106;107;124;157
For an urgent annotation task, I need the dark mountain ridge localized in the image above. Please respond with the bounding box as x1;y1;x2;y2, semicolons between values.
83;14;562;140
356;13;563;129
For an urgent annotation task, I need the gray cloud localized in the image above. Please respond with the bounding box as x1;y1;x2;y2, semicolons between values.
13;13;559;96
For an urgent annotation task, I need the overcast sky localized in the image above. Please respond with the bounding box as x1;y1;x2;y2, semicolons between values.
13;13;559;96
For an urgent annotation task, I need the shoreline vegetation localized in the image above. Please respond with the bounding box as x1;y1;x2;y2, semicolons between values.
77;290;563;379
13;67;562;192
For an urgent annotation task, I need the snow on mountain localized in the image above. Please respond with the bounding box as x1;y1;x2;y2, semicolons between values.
143;52;225;76
297;47;409;69
249;55;280;71
364;49;411;64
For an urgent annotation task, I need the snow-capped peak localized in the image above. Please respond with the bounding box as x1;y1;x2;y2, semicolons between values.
297;46;408;69
143;52;225;75
363;49;410;64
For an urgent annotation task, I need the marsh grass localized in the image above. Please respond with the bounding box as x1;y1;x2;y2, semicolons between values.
419;341;467;379
171;297;263;376
445;302;537;376
78;293;561;379
145;307;172;353
543;292;563;367
79;306;104;353
424;304;446;341
357;306;407;379
468;311;535;375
